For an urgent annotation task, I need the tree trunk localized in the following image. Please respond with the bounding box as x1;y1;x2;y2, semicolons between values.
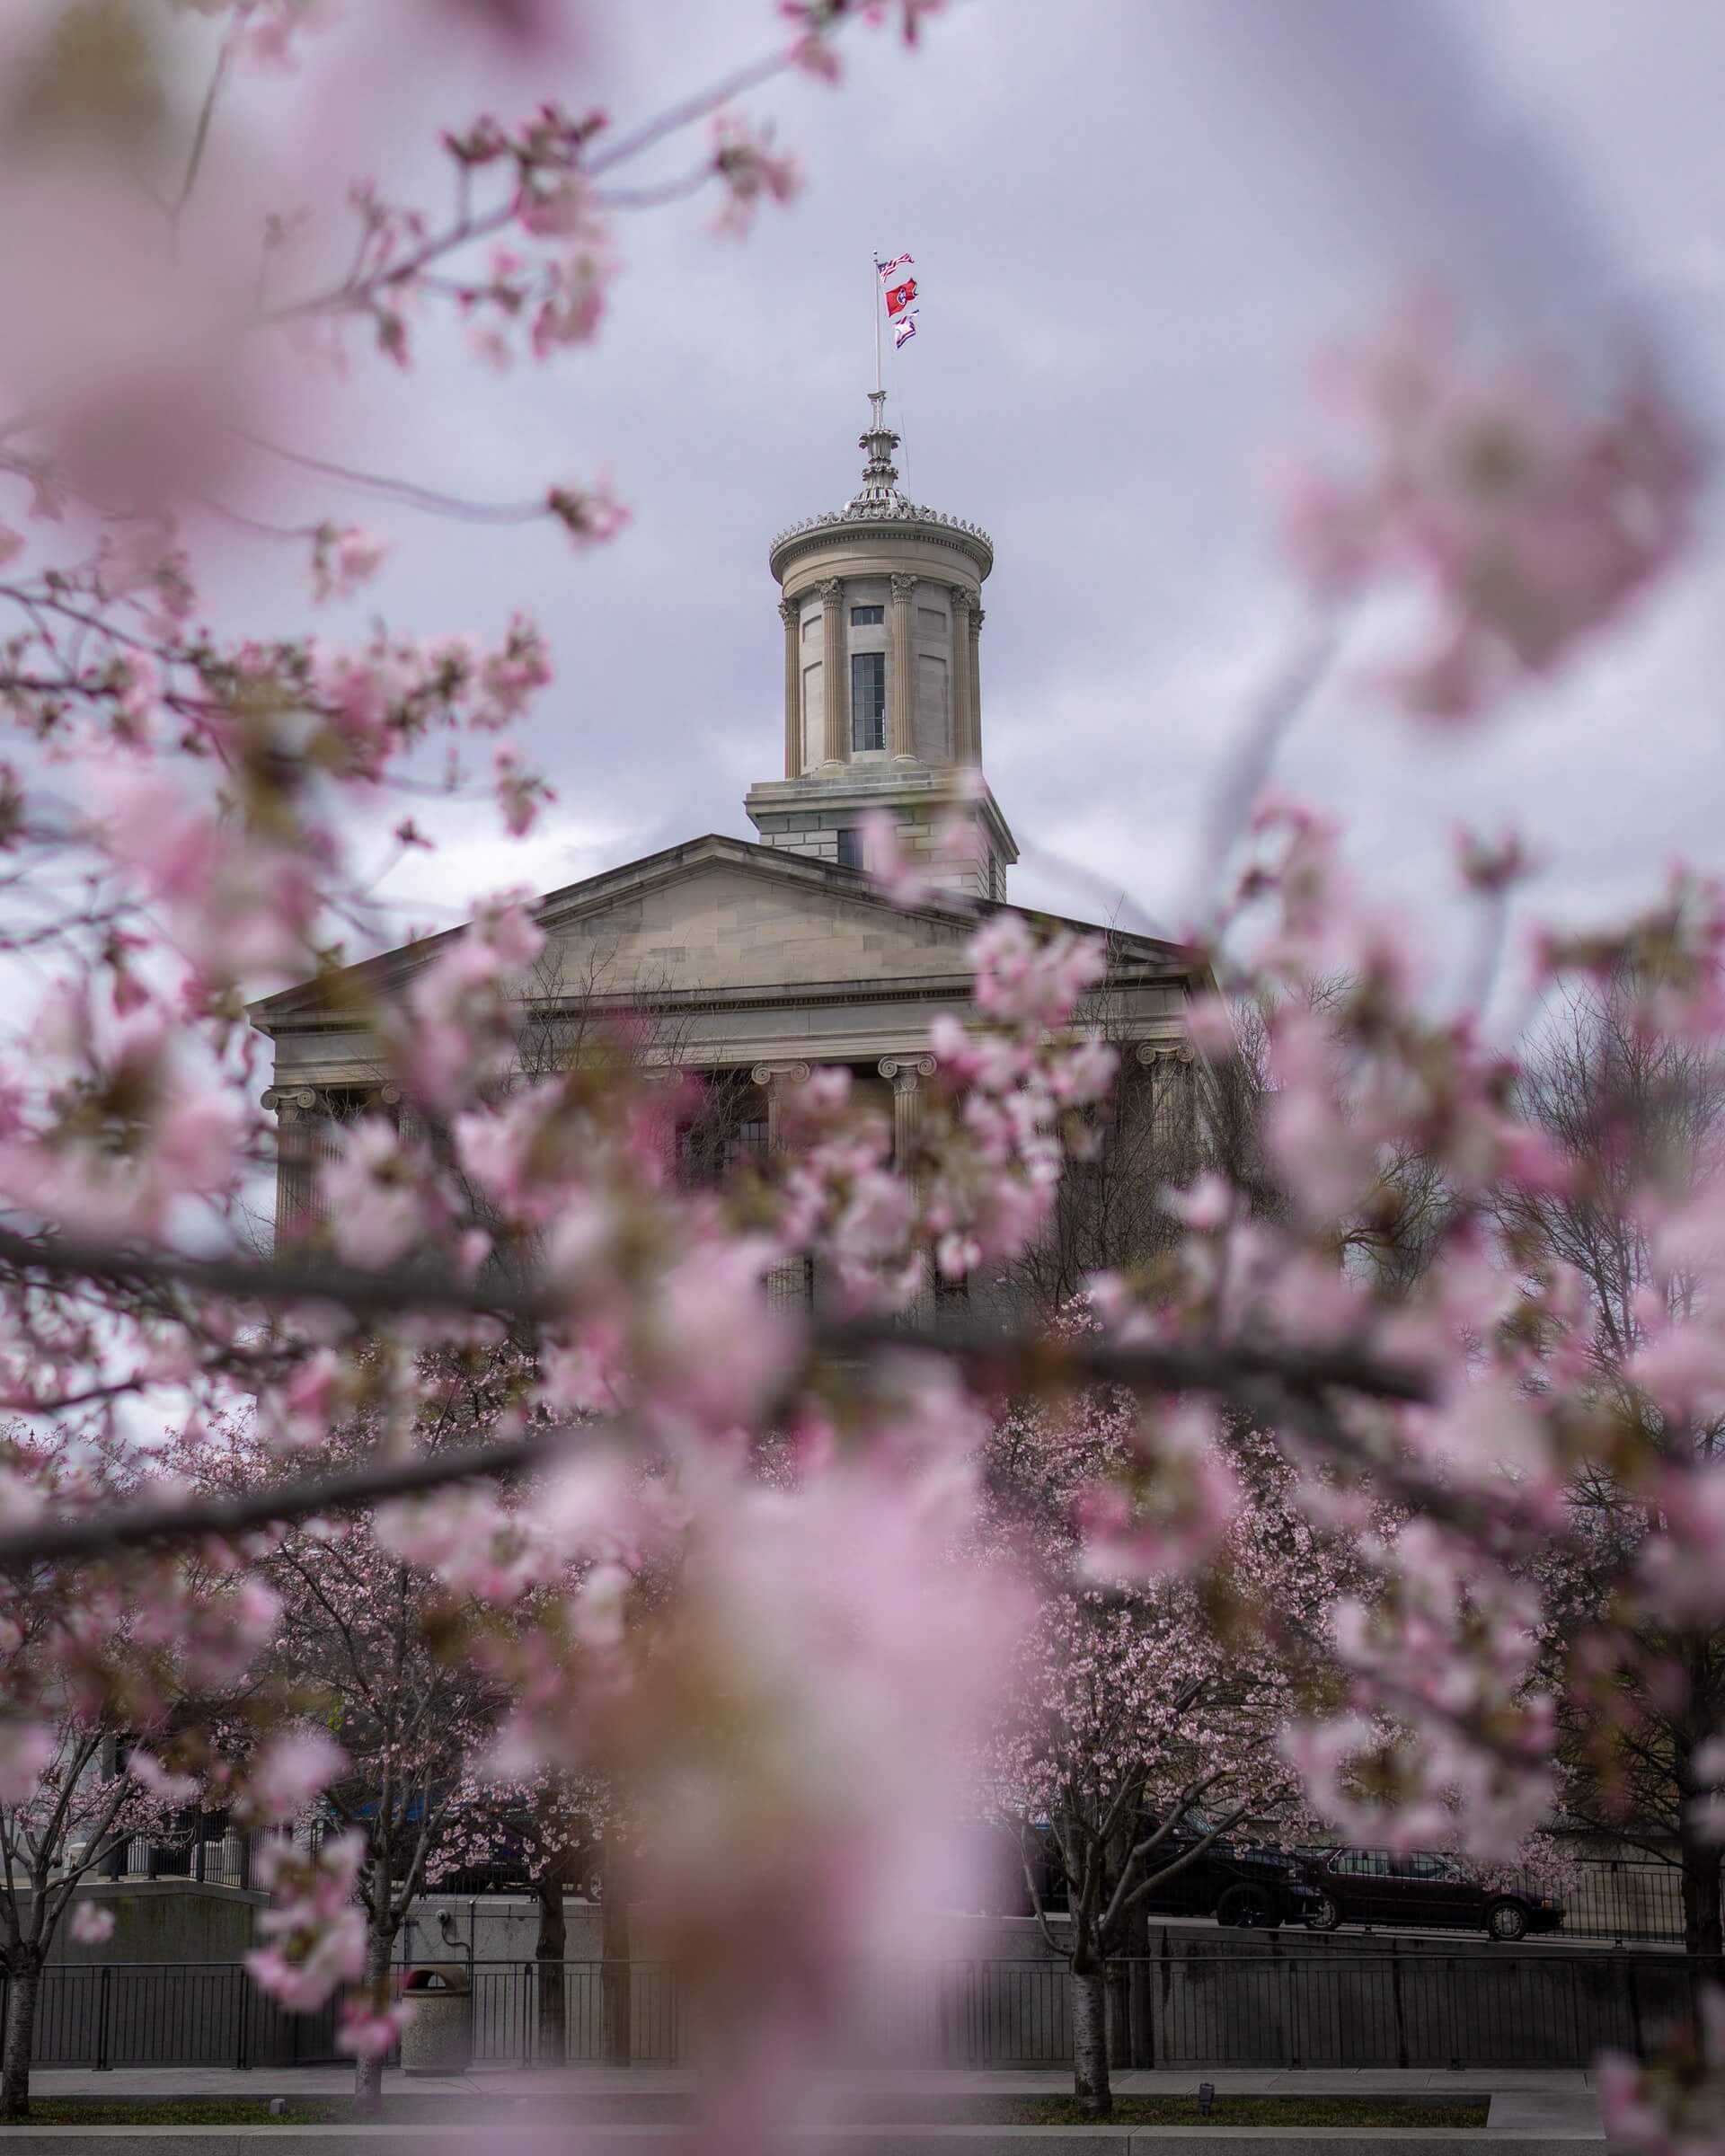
1680;1819;1723;1959
352;1921;394;2112
1;1954;43;2122
534;1855;569;2066
1125;1902;1154;2070
1071;1963;1111;2121
1105;1957;1131;2072
600;1841;631;2069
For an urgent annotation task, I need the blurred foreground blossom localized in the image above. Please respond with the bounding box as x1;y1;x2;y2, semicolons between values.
1277;288;1708;720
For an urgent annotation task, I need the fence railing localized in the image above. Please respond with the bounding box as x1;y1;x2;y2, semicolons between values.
6;1951;1717;2072
1523;1858;1685;1945
57;1840;1703;1949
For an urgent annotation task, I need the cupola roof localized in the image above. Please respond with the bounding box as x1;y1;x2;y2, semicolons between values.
768;391;993;584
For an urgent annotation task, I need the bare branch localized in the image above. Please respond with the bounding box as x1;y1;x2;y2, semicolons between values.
0;1427;582;1571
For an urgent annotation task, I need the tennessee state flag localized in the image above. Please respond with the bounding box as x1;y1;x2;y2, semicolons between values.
885;278;918;318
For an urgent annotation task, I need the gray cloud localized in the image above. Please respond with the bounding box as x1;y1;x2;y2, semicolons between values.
216;0;1725;1003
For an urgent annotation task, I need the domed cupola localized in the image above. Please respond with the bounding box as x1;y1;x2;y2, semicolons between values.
746;393;1015;902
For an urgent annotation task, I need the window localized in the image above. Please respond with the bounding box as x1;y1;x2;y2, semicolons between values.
851;605;884;626
1395;1854;1455;1880
836;827;862;871
851;651;886;752
1335;1851;1390;1877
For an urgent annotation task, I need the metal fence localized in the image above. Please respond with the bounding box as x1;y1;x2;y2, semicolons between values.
84;1835;1701;1949
1530;1858;1685;1945
10;1963;341;2071
5;1951;1717;2072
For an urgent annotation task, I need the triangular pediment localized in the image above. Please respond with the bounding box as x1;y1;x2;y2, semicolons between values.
250;833;1195;1032
532;835;984;1003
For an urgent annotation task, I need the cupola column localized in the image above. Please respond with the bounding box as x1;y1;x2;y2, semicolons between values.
819;577;847;765
950;588;977;764
968;604;986;766
779;596;801;780
888;573;916;759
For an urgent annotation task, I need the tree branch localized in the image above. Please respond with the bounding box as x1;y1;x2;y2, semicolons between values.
0;1221;1437;1401
0;1427;580;1571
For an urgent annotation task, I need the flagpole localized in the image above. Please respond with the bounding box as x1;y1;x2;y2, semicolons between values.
871;253;882;398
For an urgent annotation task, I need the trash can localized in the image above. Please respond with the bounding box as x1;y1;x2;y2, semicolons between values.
400;1963;473;2074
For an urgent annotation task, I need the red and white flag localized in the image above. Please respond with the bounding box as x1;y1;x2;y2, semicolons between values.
877;252;922;349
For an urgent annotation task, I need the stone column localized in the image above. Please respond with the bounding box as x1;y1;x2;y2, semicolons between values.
949;588;976;764
819;577;847;765
752;1062;813;1310
1136;1040;1196;1142
888;572;916;760
880;1055;936;1322
263;1086;320;1242
968;603;986;766
878;1055;935;1175
779;596;801;779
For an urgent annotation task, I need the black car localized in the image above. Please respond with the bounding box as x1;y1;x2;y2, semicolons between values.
1301;1849;1566;1940
1029;1816;1320;1930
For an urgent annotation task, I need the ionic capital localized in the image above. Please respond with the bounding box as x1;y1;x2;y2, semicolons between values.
1134;1040;1194;1066
750;1060;814;1088
878;1054;937;1092
261;1085;319;1118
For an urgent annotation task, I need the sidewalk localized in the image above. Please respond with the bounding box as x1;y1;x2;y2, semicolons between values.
14;2067;1610;2151
30;2063;1600;2099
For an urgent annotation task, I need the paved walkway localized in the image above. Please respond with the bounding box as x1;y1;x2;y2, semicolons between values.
10;2071;1614;2152
31;2064;1598;2098
30;2060;1607;2130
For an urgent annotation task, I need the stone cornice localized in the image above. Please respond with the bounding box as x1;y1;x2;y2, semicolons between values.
769;508;993;584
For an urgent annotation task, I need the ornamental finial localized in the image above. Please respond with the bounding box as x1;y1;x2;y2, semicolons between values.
847;389;907;515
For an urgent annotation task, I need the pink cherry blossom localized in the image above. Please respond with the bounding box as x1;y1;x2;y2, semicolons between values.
0;1721;56;1804
335;1998;409;2059
68;1903;116;1946
311;525;391;605
1277;287;1709;720
243;1728;348;1825
710;113;803;238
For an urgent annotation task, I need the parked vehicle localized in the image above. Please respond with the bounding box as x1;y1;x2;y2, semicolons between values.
1301;1849;1565;1940
1028;1816;1321;1930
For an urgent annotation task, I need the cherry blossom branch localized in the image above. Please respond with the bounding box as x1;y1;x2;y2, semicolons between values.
233;431;560;525
826;1314;1438;1407
0;1233;1438;1405
0;1426;575;1572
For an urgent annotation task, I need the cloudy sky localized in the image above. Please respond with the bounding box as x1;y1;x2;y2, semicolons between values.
225;0;1725;1009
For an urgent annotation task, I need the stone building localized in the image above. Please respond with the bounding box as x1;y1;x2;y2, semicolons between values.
252;395;1208;1275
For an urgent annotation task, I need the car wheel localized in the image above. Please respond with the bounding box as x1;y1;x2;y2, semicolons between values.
1486;1899;1529;1942
1305;1892;1341;1933
1216;1884;1277;1930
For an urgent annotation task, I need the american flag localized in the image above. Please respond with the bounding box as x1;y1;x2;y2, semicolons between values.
877;252;915;280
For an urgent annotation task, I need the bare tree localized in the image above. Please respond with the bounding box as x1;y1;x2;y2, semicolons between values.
1504;981;1725;1953
996;939;1269;1318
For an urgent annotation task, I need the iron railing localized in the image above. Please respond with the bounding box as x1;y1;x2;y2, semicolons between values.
4;1950;1714;2072
70;1839;1702;1948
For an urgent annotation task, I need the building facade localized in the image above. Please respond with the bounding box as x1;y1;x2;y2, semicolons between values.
252;397;1206;1272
